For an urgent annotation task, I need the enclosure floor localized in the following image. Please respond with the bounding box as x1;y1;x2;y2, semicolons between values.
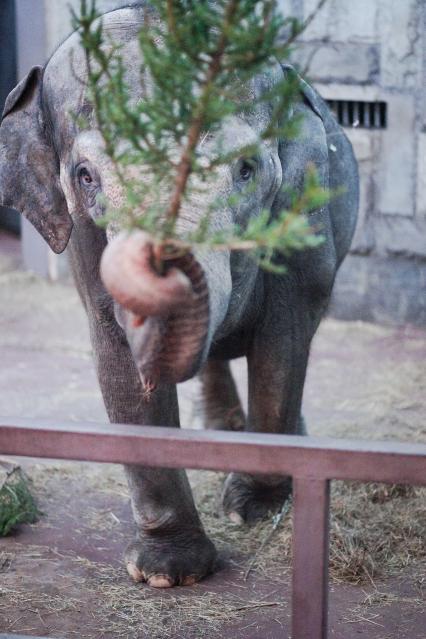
0;231;425;638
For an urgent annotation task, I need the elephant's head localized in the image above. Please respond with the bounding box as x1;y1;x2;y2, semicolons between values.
0;8;297;391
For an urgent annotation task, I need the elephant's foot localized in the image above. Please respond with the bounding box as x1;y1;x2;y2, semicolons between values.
125;530;217;588
222;472;291;525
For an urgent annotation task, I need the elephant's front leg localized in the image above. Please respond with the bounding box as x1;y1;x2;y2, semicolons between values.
90;319;217;587
222;312;310;524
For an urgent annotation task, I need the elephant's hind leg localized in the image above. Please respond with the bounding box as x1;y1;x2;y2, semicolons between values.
222;303;314;525
199;359;245;431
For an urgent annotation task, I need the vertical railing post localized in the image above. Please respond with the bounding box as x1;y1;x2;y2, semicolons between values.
292;477;330;639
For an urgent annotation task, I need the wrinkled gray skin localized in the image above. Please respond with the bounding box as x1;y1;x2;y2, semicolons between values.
0;7;358;588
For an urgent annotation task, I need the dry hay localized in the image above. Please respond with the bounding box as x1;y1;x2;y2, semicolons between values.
329;481;425;584
191;471;426;585
342;588;425;629
0;461;425;637
306;319;426;444
90;569;283;638
26;462;426;585
0;546;284;638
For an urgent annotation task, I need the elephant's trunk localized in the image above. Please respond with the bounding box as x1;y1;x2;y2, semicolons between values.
100;231;210;389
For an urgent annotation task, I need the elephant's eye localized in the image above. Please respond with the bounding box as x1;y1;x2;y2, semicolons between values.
239;160;254;181
77;166;94;187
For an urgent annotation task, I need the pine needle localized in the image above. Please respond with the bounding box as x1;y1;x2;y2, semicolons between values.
0;462;41;536
243;497;292;580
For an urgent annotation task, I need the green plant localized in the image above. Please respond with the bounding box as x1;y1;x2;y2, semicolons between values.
0;464;41;536
72;0;328;273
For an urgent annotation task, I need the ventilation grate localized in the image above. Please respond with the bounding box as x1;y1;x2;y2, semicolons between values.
326;99;387;129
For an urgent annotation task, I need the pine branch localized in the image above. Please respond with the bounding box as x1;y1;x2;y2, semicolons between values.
166;0;239;225
73;0;330;272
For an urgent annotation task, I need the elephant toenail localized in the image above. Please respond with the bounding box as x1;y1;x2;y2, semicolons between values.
126;562;145;582
148;575;174;588
228;511;244;525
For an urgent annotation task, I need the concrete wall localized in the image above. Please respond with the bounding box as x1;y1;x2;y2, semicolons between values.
0;0;20;235
12;1;426;324
280;0;426;325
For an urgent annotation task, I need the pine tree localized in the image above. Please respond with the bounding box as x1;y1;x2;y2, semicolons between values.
72;0;329;273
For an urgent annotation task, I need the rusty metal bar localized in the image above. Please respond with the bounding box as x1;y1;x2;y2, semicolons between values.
292;478;330;639
0;418;425;485
0;418;425;639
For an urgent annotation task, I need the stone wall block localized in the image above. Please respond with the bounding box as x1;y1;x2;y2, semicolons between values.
416;132;426;219
331;254;426;326
379;0;422;90
373;216;426;259
296;42;379;85
377;94;416;218
299;0;378;42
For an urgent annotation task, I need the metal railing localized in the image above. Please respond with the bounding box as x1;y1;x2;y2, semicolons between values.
1;417;425;639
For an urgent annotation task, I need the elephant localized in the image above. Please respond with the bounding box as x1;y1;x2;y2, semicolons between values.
0;6;358;588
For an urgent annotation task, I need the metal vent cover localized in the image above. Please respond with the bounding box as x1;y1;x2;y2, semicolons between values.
326;99;387;129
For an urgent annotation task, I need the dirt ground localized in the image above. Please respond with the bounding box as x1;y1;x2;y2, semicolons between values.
0;230;425;638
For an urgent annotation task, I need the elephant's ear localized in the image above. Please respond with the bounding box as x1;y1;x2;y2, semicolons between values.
280;63;337;131
0;66;72;254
